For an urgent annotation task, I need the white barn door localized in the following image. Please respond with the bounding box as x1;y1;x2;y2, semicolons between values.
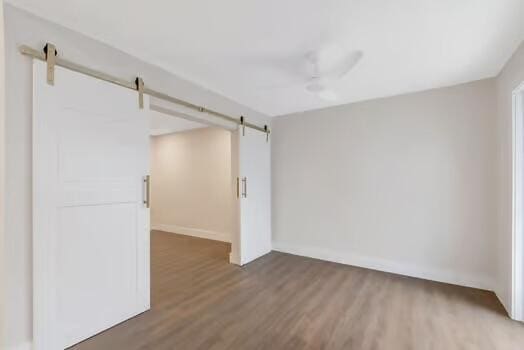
237;125;271;265
33;61;150;349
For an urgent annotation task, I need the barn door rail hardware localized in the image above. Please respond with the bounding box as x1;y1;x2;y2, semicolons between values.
19;43;270;136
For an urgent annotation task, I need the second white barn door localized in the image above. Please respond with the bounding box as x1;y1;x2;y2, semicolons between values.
33;60;150;350
238;125;271;265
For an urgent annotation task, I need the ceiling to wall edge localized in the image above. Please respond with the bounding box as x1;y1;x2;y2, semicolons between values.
6;3;523;119
4;3;272;120
275;74;512;118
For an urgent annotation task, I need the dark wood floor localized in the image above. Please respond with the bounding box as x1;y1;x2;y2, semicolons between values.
70;230;524;350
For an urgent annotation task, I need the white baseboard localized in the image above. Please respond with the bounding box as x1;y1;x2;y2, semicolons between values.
229;252;240;265
493;283;511;317
152;223;231;243
6;341;32;350
272;241;494;291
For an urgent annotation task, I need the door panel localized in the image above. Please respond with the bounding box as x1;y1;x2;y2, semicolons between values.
57;204;138;347
238;125;271;265
33;60;150;349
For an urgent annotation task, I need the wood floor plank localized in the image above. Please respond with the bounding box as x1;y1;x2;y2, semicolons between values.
69;230;524;350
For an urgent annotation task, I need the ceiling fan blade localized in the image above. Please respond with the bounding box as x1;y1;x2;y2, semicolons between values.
336;50;364;78
317;49;364;81
317;89;338;101
305;78;339;101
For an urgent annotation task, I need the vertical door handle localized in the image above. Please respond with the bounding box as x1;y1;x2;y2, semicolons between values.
242;177;247;198
236;177;240;198
143;175;151;208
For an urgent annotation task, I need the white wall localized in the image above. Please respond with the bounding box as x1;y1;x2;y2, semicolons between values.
3;5;270;349
150;127;233;242
495;41;524;314
272;78;498;290
0;1;6;348
150;109;205;136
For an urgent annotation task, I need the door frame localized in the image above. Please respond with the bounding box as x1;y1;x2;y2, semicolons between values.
149;102;270;266
148;102;243;265
512;81;524;321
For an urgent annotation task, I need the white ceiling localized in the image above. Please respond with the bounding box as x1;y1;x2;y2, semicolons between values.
8;0;524;116
150;109;205;136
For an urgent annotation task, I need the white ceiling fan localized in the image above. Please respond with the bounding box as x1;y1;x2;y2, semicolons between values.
253;44;363;101
303;45;363;101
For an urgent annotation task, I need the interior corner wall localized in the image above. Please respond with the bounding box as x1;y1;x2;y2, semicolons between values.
495;41;524;315
272;78;498;291
0;1;6;348
2;5;270;349
150;127;233;243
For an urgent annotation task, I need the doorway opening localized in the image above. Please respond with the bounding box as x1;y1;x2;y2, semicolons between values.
512;81;524;321
148;107;237;264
